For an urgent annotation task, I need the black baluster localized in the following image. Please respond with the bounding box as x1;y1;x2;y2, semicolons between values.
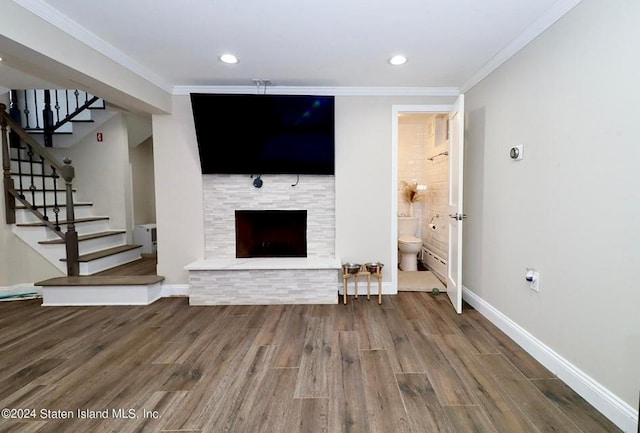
65;90;70;119
23;90;31;129
40;156;48;221
43;90;54;147
54;90;61;125
74;89;80;111
33;90;40;129
26;145;37;210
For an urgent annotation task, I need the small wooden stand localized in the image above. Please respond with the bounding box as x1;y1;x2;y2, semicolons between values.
342;267;383;305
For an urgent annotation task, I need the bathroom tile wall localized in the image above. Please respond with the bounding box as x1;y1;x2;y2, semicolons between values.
398;114;449;262
422;115;449;261
398;115;430;217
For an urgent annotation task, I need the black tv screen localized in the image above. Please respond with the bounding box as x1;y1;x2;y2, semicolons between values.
191;93;335;175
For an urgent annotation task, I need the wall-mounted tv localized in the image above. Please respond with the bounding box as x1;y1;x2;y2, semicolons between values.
191;93;335;175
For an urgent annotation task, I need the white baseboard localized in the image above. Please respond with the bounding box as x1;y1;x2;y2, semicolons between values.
161;284;189;297
462;286;638;433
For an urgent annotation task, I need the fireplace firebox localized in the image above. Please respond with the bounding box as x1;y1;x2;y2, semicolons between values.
235;210;307;258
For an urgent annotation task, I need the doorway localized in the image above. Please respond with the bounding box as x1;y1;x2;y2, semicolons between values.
398;112;449;287
391;98;465;313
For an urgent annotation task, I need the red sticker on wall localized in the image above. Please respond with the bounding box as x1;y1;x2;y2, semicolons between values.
97;132;103;142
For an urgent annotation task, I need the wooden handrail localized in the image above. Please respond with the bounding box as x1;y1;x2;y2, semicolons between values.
2;108;64;172
1;103;79;276
1;104;16;225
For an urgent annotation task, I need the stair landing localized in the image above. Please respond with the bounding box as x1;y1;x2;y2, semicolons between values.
36;274;164;306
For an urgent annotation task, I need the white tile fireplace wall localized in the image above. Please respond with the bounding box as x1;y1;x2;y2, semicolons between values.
203;174;335;258
187;174;340;305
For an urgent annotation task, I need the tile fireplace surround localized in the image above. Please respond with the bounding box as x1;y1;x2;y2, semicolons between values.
185;174;341;305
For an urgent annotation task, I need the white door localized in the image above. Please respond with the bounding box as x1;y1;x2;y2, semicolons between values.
446;95;464;314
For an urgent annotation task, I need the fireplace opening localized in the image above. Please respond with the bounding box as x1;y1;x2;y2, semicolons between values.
235;210;307;258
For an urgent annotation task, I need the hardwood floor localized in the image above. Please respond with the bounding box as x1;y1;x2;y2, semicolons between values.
0;292;621;433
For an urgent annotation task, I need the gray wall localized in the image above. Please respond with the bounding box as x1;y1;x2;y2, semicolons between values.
152;94;456;285
463;0;639;410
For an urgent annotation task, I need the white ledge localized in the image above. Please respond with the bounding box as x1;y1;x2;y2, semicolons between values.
185;257;341;271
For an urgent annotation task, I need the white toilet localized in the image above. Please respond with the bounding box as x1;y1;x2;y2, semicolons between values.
398;216;423;271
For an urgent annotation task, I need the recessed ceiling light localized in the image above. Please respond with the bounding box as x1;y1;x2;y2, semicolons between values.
388;55;407;66
219;54;239;64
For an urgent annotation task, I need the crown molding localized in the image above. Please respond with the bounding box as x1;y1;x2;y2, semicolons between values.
461;0;583;92
12;0;580;98
173;85;460;97
13;0;172;93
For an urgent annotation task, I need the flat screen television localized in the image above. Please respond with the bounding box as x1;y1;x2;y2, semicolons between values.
191;93;335;175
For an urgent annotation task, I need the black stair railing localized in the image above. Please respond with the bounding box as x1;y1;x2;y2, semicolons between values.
1;103;79;276
16;89;103;147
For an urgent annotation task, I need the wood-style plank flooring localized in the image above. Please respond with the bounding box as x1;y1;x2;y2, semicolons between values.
0;292;621;433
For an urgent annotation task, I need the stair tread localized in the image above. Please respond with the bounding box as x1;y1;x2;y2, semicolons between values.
22;130;73;135
9;170;64;175
16;216;109;227
16;202;93;209
15;188;71;192
10;158;43;164
35;275;164;287
38;230;126;245
61;244;142;262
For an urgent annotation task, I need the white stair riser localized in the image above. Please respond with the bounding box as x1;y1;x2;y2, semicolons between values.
35;235;126;257
15;206;93;224
77;234;126;256
13;191;76;207
12;174;61;190
8;147;67;161
16;219;111;241
79;247;142;275
37;234;127;256
12;224;132;275
41;283;161;306
38;219;111;240
10;161;45;175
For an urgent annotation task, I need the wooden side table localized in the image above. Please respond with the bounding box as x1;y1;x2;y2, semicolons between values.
342;267;383;305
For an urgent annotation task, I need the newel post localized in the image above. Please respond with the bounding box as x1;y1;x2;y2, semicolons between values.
61;157;79;276
1;104;16;224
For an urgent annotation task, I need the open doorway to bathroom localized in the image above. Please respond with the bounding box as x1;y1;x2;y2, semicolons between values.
394;109;449;294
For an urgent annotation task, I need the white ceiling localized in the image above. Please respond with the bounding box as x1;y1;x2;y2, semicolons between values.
6;0;581;93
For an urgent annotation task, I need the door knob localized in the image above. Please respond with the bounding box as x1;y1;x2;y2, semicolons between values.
449;213;467;221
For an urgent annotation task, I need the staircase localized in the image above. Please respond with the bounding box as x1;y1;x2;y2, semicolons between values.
12;89;110;148
2;90;163;305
